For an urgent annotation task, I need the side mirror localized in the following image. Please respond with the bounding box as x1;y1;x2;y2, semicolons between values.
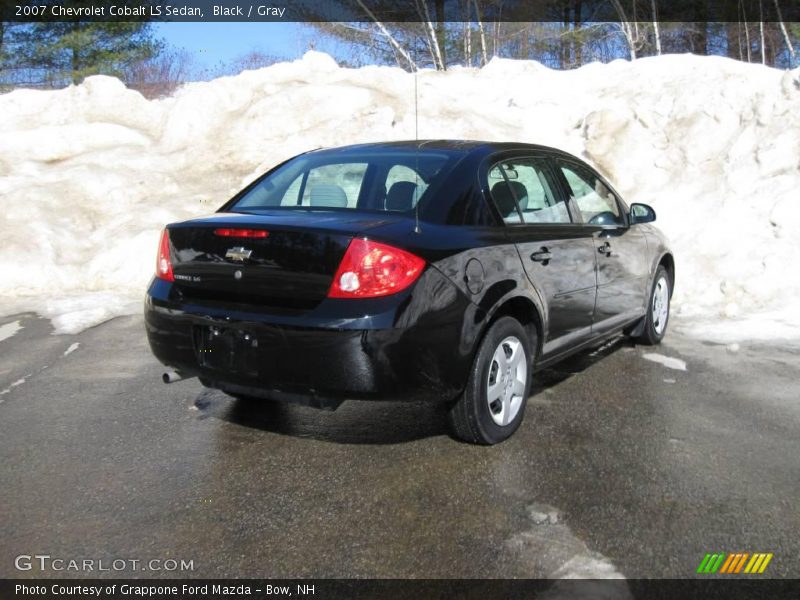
630;203;656;224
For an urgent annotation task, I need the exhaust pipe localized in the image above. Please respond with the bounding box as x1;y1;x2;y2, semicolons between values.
162;370;193;384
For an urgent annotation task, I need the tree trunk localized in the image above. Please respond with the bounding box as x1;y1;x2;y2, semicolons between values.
355;0;417;70
774;0;798;66
474;0;488;66
724;0;741;58
651;0;662;55
759;0;766;65
465;22;471;67
417;23;436;68
574;0;584;65
424;20;444;69
0;21;5;79
416;0;444;69
610;0;637;60
70;23;80;85
741;0;752;62
561;4;569;68
435;0;446;69
726;24;741;59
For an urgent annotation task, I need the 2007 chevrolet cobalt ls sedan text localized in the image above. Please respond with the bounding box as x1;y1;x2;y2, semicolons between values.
145;141;674;444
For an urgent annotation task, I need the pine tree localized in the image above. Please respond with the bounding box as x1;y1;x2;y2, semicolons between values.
13;20;161;86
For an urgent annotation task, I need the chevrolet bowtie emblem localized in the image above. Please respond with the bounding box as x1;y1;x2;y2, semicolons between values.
225;246;252;262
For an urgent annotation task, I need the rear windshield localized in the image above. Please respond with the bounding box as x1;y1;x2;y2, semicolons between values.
228;151;455;214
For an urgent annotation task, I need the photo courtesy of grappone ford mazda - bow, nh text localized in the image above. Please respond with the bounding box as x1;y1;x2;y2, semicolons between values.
145;140;674;445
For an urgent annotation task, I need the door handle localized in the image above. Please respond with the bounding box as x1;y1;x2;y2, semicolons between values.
598;241;612;257
530;248;552;265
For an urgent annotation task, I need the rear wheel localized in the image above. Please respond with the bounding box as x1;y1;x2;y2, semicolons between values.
448;316;533;445
635;265;671;345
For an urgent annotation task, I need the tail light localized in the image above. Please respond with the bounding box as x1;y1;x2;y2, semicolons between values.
328;239;425;299
156;228;174;282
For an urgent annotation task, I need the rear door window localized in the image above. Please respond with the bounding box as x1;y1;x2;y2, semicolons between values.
383;165;426;211
488;159;571;225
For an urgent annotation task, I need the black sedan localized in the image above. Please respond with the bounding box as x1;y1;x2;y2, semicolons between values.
145;141;674;444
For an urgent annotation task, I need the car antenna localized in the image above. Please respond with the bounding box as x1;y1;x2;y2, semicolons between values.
413;34;421;235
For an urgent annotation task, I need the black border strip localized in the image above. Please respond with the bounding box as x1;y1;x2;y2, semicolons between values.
2;0;800;23
3;579;800;600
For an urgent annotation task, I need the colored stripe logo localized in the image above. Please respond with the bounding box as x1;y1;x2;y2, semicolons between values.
697;552;773;574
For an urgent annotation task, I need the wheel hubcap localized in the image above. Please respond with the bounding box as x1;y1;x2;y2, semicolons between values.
652;276;670;335
486;336;527;427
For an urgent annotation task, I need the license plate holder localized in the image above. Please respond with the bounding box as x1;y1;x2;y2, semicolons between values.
195;325;258;376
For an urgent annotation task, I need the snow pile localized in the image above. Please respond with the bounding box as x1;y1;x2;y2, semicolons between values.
1;51;799;339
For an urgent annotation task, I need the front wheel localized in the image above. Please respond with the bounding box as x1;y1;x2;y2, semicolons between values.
635;265;671;345
448;316;533;445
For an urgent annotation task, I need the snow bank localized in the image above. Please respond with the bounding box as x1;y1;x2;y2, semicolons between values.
1;51;799;339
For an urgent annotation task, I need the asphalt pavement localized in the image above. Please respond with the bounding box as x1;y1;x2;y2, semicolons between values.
1;312;798;579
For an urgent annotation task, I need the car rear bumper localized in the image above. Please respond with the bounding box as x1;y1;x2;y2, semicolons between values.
144;269;479;404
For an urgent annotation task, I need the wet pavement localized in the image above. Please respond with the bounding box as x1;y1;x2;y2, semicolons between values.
1;313;798;579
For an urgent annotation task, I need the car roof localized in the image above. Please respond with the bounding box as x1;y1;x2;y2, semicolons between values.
308;140;579;160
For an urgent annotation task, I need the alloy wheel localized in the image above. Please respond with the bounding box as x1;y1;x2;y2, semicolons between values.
486;336;527;426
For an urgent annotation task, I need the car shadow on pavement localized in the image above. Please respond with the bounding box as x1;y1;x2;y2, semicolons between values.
199;335;633;445
222;397;451;445
530;335;635;395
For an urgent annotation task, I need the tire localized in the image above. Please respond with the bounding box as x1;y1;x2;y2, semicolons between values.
448;316;533;445
635;265;671;345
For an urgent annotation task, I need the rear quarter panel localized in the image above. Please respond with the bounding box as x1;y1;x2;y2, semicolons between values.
366;219;546;369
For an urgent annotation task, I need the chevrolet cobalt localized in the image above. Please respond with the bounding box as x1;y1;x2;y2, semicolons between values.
145;141;674;444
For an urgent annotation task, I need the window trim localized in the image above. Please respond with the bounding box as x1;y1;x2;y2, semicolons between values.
295;171;309;206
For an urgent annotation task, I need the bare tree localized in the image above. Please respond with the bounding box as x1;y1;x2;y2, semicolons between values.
354;0;418;70
0;21;7;86
474;0;489;65
774;0;797;65
610;0;644;60
415;0;445;69
759;0;766;64
124;47;195;98
462;5;472;66
651;0;662;55
301;1;799;73
741;0;753;62
223;50;281;74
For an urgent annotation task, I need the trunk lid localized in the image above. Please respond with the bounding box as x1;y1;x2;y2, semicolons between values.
167;211;402;313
